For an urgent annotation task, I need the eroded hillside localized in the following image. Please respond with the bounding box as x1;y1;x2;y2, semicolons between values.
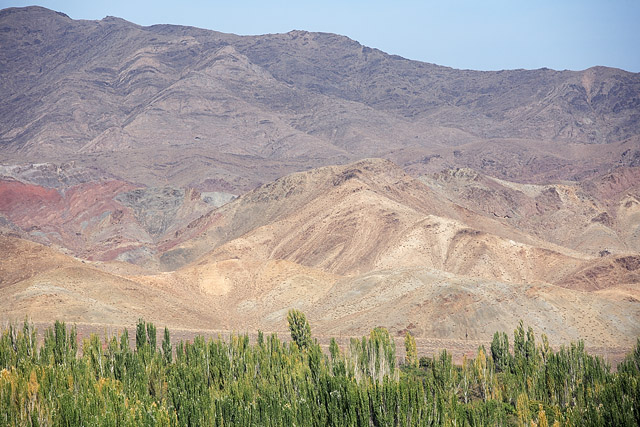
2;160;638;353
1;6;639;358
1;7;639;193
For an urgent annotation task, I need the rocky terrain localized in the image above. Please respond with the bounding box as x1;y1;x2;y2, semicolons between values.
1;6;640;192
0;162;234;266
2;159;639;360
0;6;639;359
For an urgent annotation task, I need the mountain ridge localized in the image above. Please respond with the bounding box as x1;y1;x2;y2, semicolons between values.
1;159;639;351
1;7;639;357
2;6;639;194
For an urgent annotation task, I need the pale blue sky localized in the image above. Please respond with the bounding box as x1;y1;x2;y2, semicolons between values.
2;0;639;72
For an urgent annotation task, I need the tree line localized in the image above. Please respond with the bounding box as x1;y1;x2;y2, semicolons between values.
0;312;638;425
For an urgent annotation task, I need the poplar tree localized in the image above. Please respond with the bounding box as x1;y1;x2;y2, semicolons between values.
136;319;146;351
287;309;312;351
162;327;172;364
404;332;418;367
146;322;157;352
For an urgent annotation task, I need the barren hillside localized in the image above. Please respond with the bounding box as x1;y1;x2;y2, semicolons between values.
2;160;638;354
1;6;639;357
1;6;639;193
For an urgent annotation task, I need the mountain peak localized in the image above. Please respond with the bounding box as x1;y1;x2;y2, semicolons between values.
0;5;70;23
100;15;137;26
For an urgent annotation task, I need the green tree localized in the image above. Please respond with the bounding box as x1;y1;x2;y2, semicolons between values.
287;309;312;351
146;322;157;352
404;332;418;367
491;331;510;372
53;320;67;365
162;326;172;364
1;319;638;426
136;319;146;351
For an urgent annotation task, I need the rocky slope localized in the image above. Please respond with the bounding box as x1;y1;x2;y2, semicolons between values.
419;166;640;256
1;7;639;357
2;160;638;353
1;6;639;193
0;163;234;265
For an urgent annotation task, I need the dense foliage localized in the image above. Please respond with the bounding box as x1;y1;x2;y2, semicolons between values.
0;318;638;426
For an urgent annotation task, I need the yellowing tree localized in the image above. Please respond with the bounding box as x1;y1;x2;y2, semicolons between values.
404;332;417;367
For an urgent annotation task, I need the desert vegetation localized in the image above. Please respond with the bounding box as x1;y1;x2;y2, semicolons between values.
1;313;638;426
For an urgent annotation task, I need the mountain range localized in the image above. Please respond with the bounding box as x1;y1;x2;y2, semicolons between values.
1;6;639;361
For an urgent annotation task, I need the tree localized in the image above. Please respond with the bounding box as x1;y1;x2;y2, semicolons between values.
404;332;418;367
146;322;157;352
287;309;312;351
53;320;67;365
516;392;530;426
537;404;549;427
136;319;146;351
474;346;489;401
491;331;510;372
162;327;172;364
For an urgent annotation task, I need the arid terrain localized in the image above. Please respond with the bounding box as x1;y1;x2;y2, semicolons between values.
1;6;639;362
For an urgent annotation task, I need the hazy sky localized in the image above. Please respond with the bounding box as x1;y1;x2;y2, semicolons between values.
2;0;639;72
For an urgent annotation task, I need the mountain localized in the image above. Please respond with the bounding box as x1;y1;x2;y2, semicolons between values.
0;235;218;328
420;166;640;257
1;6;639;194
1;7;639;358
1;159;638;356
0;162;234;265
